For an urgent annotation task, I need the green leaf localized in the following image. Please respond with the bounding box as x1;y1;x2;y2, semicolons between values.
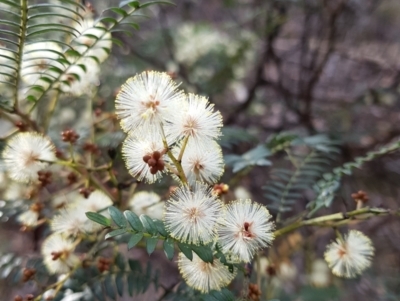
115;272;124;296
202;289;236;301
146;237;158;255
177;242;192;261
127;273;135;296
98;16;118;26
153;219;168;237
192;245;213;263
128;232;143;250
28;4;82;17
91;282;106;301
105;228;127;239
140;215;157;235
26;95;37;103
120;21;140;30
111;37;124;47
85;212;111;227
109;206;126;228
140;1;175;8
0;0;21;8
124;210;143;231
163;238;174;260
128;259;142;272
27;28;78;38
202;295;218;301
115;252;125;271
111;7;128;17
225;144;272;173
119;0;140;8
104;274;116;300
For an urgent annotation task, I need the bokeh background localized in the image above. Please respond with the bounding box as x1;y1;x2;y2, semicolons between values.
1;0;400;300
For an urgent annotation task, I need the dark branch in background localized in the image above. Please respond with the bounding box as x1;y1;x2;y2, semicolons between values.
298;0;347;133
225;3;287;125
226;0;347;134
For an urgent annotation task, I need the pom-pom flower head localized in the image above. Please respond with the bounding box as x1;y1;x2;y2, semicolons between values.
2;132;56;182
166;93;223;145
115;71;185;133
21;41;63;86
164;182;224;245
218;199;275;262
122;129;167;183
178;252;236;293
0;48;16;83
72;19;112;63
60;57;100;96
42;233;80;274
52;190;112;236
174;140;224;185
324;230;374;278
129;191;164;220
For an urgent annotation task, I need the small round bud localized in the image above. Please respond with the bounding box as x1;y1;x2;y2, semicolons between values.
156;160;165;171
351;190;369;203
15;121;28;132
79;187;94;198
61;129;80;144
142;155;151;163
26;294;34;301
55;148;64;159
147;158;156;167
67;172;78;185
153;151;161;160
94;108;102;117
22;268;36;282
266;264;277;276
150;166;158;174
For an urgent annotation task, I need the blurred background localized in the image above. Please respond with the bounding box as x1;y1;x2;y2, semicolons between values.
1;0;400;300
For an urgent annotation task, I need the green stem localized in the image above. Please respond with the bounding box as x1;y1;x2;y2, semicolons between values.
160;126;188;185
14;0;28;111
39;159;115;201
274;207;394;237
177;135;189;162
43;90;60;132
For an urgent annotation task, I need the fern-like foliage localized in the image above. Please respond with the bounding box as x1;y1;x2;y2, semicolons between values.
164;283;236;301
308;138;400;217
263;134;340;221
0;0;171;117
33;253;159;301
0;253;23;285
0;0;83;107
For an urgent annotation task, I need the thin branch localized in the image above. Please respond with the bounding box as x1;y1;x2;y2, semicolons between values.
274;206;396;237
225;4;287;125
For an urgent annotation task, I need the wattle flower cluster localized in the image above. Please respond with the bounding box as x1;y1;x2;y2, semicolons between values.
116;71;224;185
116;71;275;293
